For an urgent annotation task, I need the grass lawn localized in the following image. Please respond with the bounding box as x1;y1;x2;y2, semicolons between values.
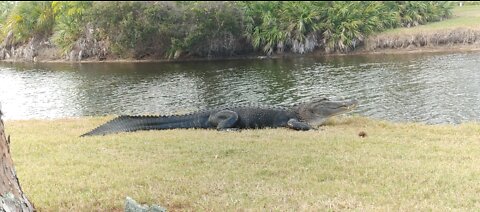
363;5;480;52
4;116;480;211
383;5;480;35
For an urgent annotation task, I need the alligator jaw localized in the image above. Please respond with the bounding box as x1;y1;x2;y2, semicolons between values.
296;98;359;126
338;99;359;113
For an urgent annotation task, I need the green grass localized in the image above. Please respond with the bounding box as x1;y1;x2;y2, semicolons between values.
364;5;480;52
5;116;480;211
382;5;480;35
453;4;480;17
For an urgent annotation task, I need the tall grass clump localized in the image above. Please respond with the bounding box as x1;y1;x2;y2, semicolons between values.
318;1;397;53
243;1;319;55
384;1;453;28
0;2;14;28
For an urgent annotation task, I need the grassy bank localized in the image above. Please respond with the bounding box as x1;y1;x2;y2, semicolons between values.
4;116;480;211
365;5;480;52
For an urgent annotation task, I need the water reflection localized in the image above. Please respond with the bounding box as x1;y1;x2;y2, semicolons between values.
1;51;480;124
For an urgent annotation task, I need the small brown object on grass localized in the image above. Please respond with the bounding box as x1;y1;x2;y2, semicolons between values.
358;131;367;138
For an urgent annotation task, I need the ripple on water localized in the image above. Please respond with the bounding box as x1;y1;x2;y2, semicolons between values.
1;52;480;124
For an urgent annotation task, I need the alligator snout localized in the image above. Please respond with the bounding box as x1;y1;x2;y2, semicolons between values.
347;99;359;107
341;99;359;109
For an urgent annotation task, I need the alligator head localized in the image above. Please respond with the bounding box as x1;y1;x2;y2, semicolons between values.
294;97;358;126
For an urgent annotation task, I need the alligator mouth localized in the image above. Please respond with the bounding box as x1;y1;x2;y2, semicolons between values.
343;100;359;110
336;99;359;111
325;99;358;118
306;99;359;126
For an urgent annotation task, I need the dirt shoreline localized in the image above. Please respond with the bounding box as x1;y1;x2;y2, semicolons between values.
1;44;480;64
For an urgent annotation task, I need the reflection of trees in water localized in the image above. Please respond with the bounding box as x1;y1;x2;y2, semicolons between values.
182;59;300;107
74;62;206;116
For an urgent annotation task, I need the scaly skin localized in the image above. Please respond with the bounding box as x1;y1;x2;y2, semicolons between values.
81;98;358;137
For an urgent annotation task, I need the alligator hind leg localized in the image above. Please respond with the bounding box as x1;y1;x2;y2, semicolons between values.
208;110;239;130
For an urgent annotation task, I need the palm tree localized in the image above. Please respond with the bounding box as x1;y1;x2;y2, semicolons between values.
4;1;55;43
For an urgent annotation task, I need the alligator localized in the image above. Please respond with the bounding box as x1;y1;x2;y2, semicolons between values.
81;97;358;137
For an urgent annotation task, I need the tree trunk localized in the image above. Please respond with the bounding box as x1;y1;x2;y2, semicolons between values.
0;111;35;211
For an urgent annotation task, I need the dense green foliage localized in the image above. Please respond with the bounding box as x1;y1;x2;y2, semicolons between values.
2;1;55;43
52;1;92;53
0;1;453;59
384;1;453;27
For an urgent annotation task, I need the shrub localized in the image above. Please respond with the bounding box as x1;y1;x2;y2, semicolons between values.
3;1;55;44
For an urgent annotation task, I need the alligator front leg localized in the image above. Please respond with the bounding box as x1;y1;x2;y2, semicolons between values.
208;110;239;130
287;119;312;131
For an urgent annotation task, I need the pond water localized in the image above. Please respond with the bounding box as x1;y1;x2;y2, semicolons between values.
1;51;480;124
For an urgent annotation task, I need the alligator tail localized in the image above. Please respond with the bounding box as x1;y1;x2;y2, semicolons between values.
81;114;207;137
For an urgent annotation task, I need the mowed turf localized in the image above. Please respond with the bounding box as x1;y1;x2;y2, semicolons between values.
4;116;480;211
365;5;480;51
382;5;480;34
